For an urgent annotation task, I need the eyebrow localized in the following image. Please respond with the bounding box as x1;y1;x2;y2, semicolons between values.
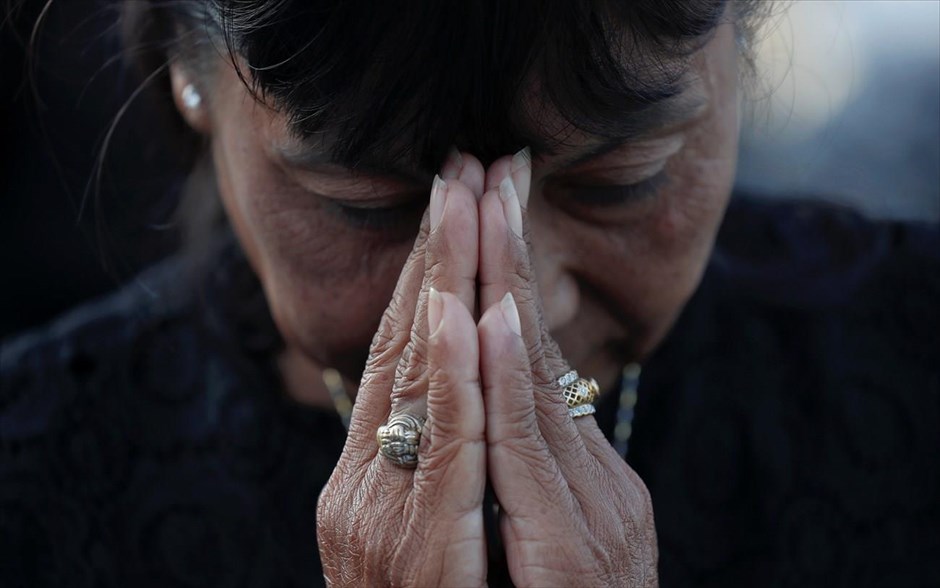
547;83;709;170
276;143;431;186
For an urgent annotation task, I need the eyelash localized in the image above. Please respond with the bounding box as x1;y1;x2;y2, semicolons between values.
567;171;668;208
331;197;426;234
322;169;666;234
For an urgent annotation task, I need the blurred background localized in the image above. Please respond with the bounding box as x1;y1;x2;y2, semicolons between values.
738;0;939;222
1;0;938;339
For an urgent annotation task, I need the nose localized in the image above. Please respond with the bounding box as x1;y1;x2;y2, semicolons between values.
530;227;580;332
481;151;579;331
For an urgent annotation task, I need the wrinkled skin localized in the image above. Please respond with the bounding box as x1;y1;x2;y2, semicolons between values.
316;154;658;586
170;18;739;588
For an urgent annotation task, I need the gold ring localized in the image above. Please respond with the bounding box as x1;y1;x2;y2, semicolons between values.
376;414;425;468
561;376;599;418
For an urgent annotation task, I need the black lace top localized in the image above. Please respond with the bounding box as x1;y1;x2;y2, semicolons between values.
2;197;938;587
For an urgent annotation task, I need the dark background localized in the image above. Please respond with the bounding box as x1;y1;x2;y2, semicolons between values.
1;0;184;338
2;0;938;340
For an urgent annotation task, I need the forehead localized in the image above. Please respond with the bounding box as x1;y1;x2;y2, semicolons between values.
515;75;710;169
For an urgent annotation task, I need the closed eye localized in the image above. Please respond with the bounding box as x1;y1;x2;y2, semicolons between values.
566;171;668;207
330;196;426;234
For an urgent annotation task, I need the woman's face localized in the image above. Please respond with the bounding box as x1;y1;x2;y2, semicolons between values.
187;22;740;391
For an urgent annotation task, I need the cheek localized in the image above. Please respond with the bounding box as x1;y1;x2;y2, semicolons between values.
265;246;408;372
613;93;738;351
260;211;410;360
564;135;735;359
211;130;411;368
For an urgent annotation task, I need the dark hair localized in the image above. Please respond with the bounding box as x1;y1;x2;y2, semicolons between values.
124;0;768;173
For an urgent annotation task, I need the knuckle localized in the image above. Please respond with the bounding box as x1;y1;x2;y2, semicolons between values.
368;324;395;360
363;256;423;374
482;269;535;300
385;285;415;322
426;255;475;293
530;356;561;390
407;331;430;363
511;246;537;280
524;337;546;366
507;270;535;296
397;337;414;367
533;387;569;423
489;426;553;479
425;255;447;277
540;331;566;362
392;340;428;400
425;363;453;397
364;319;404;374
426;367;482;430
496;403;541;441
531;369;556;391
551;416;584;448
479;243;537;289
419;436;485;487
411;223;434;253
523;450;565;489
502;359;534;387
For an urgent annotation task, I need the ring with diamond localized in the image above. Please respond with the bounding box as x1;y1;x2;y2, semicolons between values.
560;374;600;418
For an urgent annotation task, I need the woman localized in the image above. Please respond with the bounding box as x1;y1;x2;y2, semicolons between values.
1;0;937;586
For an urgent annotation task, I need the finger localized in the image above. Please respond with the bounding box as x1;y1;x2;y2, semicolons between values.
478;293;574;519
413;290;486;522
479;166;567;385
483;152;612;455
479;165;594;477
483;148;529;208
442;147;486;201
484;155;512;193
390;175;479;417
423;175;480;313
320;291;487;588
481;153;567;383
342;201;430;462
486;152;612;466
510;148;531;208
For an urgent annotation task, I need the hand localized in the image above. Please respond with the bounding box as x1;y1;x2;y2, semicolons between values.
317;152;490;586
475;151;659;586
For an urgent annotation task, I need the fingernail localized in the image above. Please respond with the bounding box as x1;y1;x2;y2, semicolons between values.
511;147;530;173
511;147;531;209
498;176;523;238
441;146;463;180
500;292;522;337
428;287;444;336
429;175;447;231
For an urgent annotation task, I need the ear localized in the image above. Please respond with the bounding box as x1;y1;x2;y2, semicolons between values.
169;62;211;134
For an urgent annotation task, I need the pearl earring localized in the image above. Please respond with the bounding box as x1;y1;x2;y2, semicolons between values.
181;84;202;109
